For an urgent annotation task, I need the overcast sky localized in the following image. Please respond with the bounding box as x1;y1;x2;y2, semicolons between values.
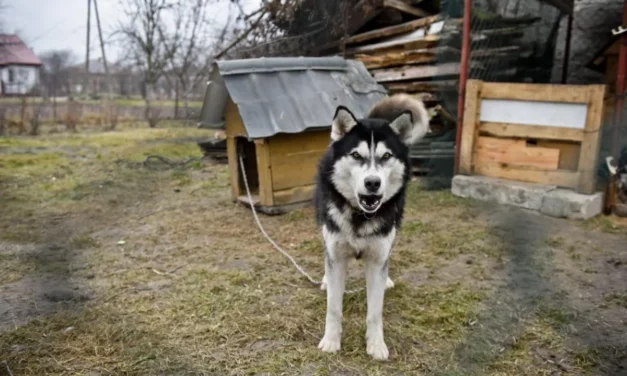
3;0;259;65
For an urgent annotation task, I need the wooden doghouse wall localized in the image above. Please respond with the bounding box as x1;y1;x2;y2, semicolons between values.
459;80;606;194
225;97;255;202
267;130;329;205
224;95;331;208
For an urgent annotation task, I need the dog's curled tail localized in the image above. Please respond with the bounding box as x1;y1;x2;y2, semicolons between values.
368;94;430;145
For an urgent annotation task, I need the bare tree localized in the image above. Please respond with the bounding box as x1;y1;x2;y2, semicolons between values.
117;0;180;127
40;50;75;122
166;0;213;118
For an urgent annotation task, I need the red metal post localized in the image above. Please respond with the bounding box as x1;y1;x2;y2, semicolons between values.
613;0;627;158
454;0;472;175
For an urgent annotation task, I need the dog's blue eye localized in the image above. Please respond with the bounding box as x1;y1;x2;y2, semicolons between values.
381;152;392;160
351;152;362;160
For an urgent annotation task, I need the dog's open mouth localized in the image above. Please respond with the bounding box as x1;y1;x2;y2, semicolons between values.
358;194;383;213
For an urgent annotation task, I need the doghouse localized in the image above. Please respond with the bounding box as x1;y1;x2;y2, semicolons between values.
199;57;387;214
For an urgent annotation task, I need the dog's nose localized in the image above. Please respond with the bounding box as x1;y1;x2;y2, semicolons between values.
364;176;381;193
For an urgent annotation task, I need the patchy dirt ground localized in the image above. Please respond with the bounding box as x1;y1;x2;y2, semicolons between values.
1;124;626;376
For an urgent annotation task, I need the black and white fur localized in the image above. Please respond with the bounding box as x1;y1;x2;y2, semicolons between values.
314;94;429;360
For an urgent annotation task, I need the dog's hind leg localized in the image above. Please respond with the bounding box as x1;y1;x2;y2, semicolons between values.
318;235;347;353
385;277;395;289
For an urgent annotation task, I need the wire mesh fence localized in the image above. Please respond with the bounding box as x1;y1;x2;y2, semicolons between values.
425;0;627;191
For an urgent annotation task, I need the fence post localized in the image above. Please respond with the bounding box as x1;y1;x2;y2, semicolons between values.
454;0;472;175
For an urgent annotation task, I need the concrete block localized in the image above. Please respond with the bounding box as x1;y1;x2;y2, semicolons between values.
451;175;604;220
540;189;604;220
452;175;556;210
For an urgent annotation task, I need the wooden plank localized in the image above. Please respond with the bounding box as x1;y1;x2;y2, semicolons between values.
480;82;597;104
224;98;247;137
479;122;585;142
226;136;240;199
345;34;439;56
474;161;580;189
317;15;440;52
386;79;458;93
269;130;330;157
269;131;329;191
356;46;459;69
537;141;581;171
474;136;560;170
577;85;606;194
459;79;482;174
348;14;439;44
357;49;435;69
273;184;316;206
383;0;430;17
271;150;325;190
254;139;274;207
372;62;460;83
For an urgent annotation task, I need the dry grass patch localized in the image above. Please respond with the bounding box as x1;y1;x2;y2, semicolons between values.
1;126;626;375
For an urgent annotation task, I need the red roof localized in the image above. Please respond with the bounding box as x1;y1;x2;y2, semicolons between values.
0;35;42;66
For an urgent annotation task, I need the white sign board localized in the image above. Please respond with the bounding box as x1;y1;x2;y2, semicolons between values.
479;99;588;129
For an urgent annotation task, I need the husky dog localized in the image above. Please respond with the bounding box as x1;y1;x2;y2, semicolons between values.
314;94;429;360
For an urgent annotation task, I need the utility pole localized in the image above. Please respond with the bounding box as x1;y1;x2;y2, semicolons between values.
93;0;112;98
84;0;91;97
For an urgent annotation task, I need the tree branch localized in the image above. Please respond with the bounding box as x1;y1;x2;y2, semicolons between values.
214;9;267;59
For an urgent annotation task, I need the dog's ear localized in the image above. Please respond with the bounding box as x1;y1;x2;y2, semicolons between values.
389;110;416;145
331;106;358;141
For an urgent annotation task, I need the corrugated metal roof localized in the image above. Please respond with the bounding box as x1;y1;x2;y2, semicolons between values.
198;57;387;139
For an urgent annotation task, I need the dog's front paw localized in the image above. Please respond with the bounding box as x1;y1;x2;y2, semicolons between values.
367;338;389;361
318;334;341;353
385;277;395;289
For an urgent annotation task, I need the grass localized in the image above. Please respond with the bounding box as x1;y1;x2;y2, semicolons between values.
581;215;627;236
0;124;625;375
602;293;627;309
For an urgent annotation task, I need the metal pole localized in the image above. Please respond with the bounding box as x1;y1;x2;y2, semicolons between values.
613;0;627;158
454;0;472;175
93;0;112;98
84;0;91;96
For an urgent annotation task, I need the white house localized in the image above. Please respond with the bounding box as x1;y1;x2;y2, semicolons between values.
0;35;42;95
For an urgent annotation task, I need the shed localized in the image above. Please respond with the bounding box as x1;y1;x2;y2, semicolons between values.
199;57;387;214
